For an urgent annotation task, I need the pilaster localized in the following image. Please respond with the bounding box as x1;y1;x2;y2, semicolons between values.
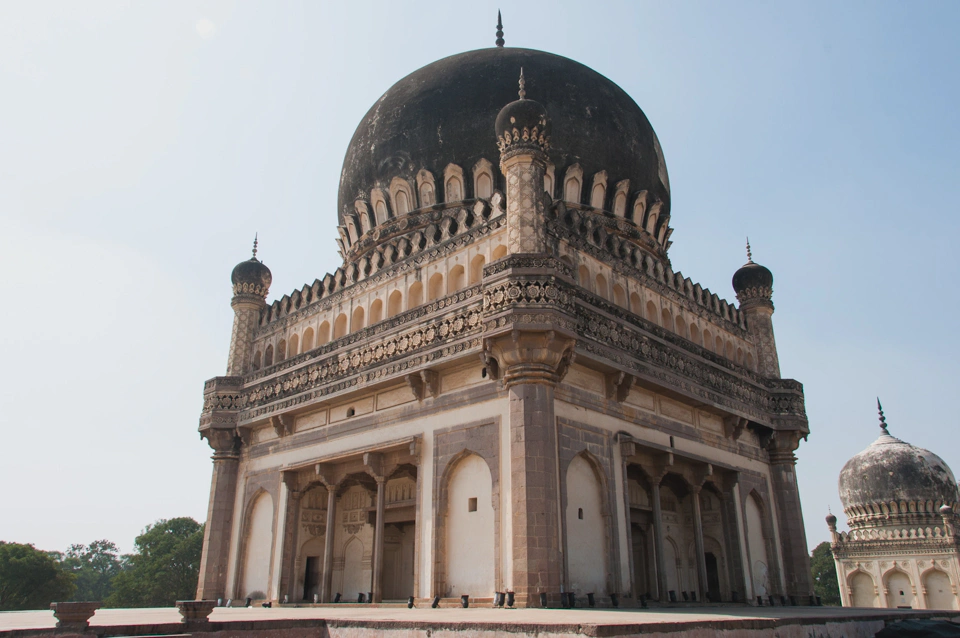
486;330;575;607
196;429;242;600
766;430;813;599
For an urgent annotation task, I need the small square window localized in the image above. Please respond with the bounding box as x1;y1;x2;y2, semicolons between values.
468;497;478;512
578;507;583;520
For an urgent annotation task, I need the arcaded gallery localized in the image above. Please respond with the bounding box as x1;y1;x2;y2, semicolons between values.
195;41;814;608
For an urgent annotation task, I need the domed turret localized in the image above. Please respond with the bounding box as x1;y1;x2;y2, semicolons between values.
732;239;773;306
231;236;272;300
495;68;550;157
838;401;959;529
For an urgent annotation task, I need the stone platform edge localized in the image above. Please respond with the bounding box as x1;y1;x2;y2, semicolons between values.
2;609;959;638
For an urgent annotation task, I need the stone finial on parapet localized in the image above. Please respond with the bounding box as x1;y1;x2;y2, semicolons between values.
50;602;101;632
176;600;217;627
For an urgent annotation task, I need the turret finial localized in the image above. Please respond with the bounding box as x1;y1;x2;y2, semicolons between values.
252;233;259;260
746;237;753;264
877;397;890;435
495;11;504;48
518;67;526;100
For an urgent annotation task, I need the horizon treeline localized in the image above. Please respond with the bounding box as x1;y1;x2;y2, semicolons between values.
0;517;203;611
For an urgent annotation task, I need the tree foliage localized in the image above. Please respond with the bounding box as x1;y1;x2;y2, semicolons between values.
0;542;75;611
106;518;204;608
62;540;124;602
810;541;842;606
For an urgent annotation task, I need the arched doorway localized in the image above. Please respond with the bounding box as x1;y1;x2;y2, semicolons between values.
924;569;957;610
444;454;494;597
240;491;274;599
850;571;878;607
565;454;606;595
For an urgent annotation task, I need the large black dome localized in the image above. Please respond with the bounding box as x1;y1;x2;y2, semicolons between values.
338;47;670;223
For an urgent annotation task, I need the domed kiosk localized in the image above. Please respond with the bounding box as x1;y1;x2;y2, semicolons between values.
196;32;814;609
827;402;960;609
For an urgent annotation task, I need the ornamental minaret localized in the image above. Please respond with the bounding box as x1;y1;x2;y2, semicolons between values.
496;69;551;255
732;240;780;378
226;236;272;375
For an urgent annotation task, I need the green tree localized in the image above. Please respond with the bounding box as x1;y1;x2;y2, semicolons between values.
106;518;204;608
62;540;123;602
0;542;75;611
811;541;842;606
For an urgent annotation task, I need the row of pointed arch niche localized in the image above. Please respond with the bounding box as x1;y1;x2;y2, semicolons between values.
249;239;508;372
561;251;757;372
349;160;498;234
845;561;958;610
549;163;669;242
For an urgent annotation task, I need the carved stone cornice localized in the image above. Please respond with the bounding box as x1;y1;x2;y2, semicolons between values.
200;268;807;433
250;284;483;380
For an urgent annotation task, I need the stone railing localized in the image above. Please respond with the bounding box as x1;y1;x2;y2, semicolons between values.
836;525;950;543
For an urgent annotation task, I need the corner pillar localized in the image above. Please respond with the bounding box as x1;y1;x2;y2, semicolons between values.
196;430;242;600
487;330;575;607
766;431;813;600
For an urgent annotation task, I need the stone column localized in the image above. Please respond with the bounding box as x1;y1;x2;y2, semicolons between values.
619;441;637;599
650;477;667;602
487;331;575;607
690;486;708;602
719;474;747;602
281;473;302;603
320;486;337;603
766;431;813;599
371;477;387;603
196;430;241;600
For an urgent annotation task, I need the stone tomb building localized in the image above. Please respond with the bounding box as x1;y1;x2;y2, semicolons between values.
196;45;814;607
827;405;960;609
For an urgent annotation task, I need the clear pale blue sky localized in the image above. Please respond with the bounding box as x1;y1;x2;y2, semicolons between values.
1;1;958;555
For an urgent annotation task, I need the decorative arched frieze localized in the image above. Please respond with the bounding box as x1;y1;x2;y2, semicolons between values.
443;164;465;203
473;158;494;199
590;170;608;209
354;200;375;234
633;190;649;227
544;163;556;197
563;163;583;205
371;188;391;225
389;177;416;216
613;180;630;217
416;169;437;207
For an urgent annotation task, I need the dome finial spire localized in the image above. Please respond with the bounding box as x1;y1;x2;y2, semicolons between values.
518;67;526;100
495;11;504;48
877;397;890;435
252;233;259;260
746;237;753;264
